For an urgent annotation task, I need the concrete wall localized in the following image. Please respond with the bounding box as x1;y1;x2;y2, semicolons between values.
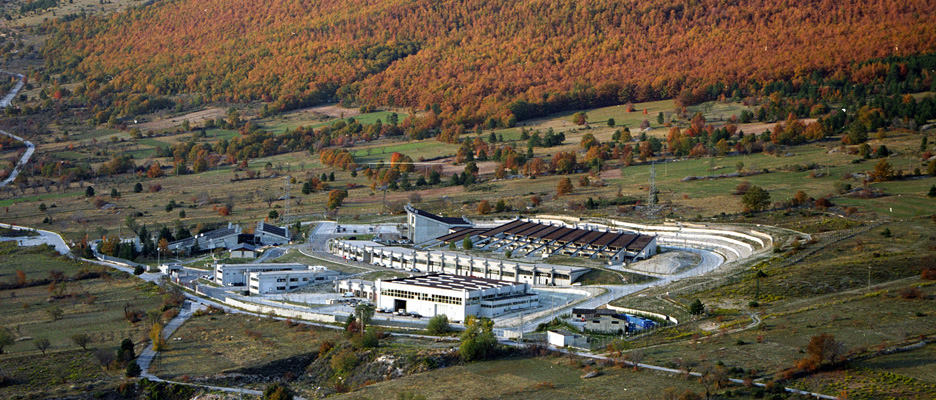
224;296;338;323
605;305;679;325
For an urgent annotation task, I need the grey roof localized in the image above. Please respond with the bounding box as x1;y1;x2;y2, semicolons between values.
231;243;257;252
169;226;239;248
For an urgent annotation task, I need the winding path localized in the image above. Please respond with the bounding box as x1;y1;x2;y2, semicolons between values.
0;72;33;188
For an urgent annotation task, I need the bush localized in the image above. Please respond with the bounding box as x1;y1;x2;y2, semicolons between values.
330;348;360;376
126;362;142;377
263;382;294;400
427;314;451;335
689;299;705;315
133;265;145;275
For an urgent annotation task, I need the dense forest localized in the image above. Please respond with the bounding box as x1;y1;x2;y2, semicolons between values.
40;0;936;128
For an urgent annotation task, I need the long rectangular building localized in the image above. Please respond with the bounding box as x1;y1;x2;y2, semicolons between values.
375;273;538;321
440;218;658;263
332;240;590;286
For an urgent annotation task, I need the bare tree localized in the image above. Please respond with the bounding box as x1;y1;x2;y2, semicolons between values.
699;364;728;399
34;337;51;356
94;347;115;369
264;193;278;208
71;333;92;351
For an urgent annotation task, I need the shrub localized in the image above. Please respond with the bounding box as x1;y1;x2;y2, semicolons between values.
898;287;921;299
263;382;294;400
126;362;142;377
330;348;360;376
427;314;450;335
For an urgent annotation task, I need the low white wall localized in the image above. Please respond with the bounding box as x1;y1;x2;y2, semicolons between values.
224;297;338;323
605;305;679;325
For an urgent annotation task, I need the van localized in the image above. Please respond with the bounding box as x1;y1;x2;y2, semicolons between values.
342;292;355;298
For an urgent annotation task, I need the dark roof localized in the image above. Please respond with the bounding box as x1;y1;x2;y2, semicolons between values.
572;230;605;246
169;226;239;248
606;233;638;250
590;232;622;248
504;221;538;235
627;235;655;251
543;226;577;240
479;219;527;237
513;223;553;238
258;221;288;238
554;229;589;244
572;308;618;316
382;273;521;291
435;228;489;243
527;225;563;240
231;243;257;252
411;208;470;226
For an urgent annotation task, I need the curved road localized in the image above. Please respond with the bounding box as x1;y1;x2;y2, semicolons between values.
0;72;33;188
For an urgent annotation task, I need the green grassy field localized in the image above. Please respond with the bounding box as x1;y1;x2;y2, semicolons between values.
270;249;372;274
337;354;713;400
150;313;337;379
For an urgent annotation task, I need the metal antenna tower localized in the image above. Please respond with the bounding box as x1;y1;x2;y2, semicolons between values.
283;176;291;223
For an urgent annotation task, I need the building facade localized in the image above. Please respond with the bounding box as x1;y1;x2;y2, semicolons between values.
256;221;290;246
332;240;590;286
405;205;471;245
375;273;538;321
214;262;310;286
247;267;340;294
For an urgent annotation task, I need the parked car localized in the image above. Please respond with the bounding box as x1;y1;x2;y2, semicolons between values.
396;309;408;316
410;312;422;319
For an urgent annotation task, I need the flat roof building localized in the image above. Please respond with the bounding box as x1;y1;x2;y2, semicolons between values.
375;273;538;321
332;240;590;286
214;262;310;286
247;267;340;295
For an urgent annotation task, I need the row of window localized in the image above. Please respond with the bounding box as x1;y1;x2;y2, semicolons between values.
380;289;463;305
481;299;535;308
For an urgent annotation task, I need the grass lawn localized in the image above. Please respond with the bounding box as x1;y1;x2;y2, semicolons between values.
150;313;340;379
0;349;116;399
337;354;713;400
270;249;372;274
0;243;165;356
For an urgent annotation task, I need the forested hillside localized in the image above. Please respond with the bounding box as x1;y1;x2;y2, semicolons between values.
41;0;936;127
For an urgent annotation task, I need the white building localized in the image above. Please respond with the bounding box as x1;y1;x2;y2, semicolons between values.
405;205;471;245
214;262;310;286
547;330;589;349
375;273;538;321
248;267;340;294
336;279;376;301
332;240;590;286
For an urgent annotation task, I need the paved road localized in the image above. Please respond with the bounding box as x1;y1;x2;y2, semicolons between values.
0;223;72;255
0;72;24;107
0;72;33;189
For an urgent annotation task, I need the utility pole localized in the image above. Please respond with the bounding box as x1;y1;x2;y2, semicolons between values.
283;176;291;224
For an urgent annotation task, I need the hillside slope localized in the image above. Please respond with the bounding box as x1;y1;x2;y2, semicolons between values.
42;0;936;125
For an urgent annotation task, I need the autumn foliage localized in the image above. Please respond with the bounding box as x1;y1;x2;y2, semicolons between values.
40;0;936;127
